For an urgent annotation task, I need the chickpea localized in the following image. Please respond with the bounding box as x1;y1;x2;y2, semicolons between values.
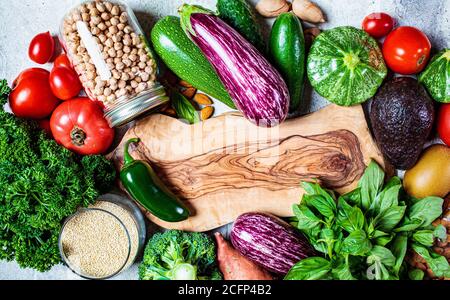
105;38;113;47
130;80;138;89
116;50;124;58
79;4;88;13
112;70;121;80
124;25;133;34
104;87;112;96
105;2;113;11
92;15;101;25
135;76;142;83
91;27;100;35
123;58;132;67
106;62;115;70
116;62;125;70
98;22;107;31
109;25;118;35
140;72;150;82
111;17;119;26
139;54;148;62
118;80;127;89
108;48;116;58
86;71;96;80
119;12;128;23
120;72;129;81
112;34;122;43
109;78;118;86
105;20;111;27
117;23;125;31
86;80;95;89
96;2;106;13
123;45;131;54
106;94;117;103
89;8;99;16
128;53;137;62
111;5;120;16
138;61;146;69
97;95;107;102
72;12;82;21
99;34;107;43
114;42;123;51
145;66;153;74
94;86;104;95
82;13;90;22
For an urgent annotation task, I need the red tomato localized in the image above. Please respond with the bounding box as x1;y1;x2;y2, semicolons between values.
28;32;55;64
49;66;82;100
54;54;72;69
9;68;60;119
438;104;450;147
38;119;53;137
382;26;431;75
362;12;394;39
50;98;115;155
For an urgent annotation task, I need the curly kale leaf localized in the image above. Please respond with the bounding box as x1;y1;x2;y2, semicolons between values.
0;80;116;271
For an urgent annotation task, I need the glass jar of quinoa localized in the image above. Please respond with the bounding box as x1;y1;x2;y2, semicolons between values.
59;193;146;279
60;0;169;127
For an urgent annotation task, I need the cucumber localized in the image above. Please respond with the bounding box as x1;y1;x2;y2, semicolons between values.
217;0;265;53
151;16;235;109
269;13;306;113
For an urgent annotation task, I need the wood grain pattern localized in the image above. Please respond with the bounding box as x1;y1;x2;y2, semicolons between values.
110;104;386;232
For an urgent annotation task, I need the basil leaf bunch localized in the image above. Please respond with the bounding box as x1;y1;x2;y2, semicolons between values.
286;160;450;280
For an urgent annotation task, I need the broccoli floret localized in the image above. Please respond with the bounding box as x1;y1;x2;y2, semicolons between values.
139;230;222;280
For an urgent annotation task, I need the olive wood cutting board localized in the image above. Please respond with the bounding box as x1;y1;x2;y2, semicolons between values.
109;104;386;232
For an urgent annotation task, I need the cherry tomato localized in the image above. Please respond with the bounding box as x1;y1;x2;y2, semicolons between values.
28;32;55;64
49;66;82;100
50;98;115;155
54;54;72;69
9;68;59;119
438;103;450;147
362;12;394;39
382;26;431;75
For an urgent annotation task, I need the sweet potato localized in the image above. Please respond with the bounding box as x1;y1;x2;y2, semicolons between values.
215;232;273;280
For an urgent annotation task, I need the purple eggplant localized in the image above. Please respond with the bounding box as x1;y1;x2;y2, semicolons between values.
179;5;289;127
230;212;315;275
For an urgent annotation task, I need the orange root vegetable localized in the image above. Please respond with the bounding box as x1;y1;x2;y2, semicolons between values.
215;232;273;280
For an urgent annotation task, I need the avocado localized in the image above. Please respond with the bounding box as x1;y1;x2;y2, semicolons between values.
370;77;435;170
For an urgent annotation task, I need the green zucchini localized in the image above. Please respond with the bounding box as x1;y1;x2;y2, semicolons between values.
151;16;235;108
217;0;265;53
269;12;306;113
419;49;450;103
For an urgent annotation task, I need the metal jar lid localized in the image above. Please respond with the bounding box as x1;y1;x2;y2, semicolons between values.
104;83;169;127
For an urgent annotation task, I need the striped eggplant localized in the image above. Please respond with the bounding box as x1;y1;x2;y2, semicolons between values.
179;5;289;127
230;212;315;275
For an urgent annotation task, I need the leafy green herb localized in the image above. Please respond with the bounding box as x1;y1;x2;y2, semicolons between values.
0;80;116;272
408;269;425;280
287;160;448;280
171;91;200;124
358;160;384;210
285;257;332;280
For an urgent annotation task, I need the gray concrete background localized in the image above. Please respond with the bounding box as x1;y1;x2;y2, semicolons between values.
0;0;449;280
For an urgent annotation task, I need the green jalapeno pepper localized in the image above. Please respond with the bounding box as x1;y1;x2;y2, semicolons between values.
120;138;190;222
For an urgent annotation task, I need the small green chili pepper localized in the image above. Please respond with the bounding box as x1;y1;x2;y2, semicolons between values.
120;138;190;222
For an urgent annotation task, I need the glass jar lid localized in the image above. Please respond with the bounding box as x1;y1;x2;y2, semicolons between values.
104;83;169;127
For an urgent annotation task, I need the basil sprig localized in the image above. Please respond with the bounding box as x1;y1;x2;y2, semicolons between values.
286;160;450;280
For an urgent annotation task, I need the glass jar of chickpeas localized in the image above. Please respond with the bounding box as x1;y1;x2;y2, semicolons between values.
60;0;169;127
